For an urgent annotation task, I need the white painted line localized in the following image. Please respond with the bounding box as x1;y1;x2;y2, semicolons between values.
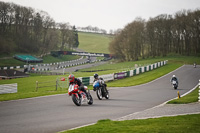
127;112;200;120
60;123;96;132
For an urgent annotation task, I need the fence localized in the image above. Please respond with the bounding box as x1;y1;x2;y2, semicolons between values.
35;76;68;91
35;80;57;91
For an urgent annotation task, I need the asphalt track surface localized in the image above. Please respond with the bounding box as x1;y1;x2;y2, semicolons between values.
0;65;200;133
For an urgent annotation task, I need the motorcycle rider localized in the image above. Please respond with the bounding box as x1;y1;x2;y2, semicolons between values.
93;73;106;91
194;62;196;68
68;74;89;99
170;75;179;86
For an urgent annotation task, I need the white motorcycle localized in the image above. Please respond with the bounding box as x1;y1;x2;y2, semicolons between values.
172;80;178;89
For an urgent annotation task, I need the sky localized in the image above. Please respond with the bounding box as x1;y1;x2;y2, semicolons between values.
1;0;200;32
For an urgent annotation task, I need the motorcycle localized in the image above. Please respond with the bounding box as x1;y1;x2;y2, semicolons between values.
93;80;109;100
194;63;196;68
68;84;93;106
172;80;178;89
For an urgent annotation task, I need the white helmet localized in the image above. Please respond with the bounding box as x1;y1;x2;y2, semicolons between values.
173;75;175;77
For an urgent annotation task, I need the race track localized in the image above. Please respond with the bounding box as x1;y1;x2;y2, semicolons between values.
0;65;200;133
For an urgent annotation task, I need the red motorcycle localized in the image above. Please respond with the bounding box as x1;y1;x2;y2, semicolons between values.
68;84;93;106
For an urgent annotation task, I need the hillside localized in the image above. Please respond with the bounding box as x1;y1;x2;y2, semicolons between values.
78;32;112;54
0;32;112;67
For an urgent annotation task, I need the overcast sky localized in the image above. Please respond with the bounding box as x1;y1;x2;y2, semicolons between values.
1;0;200;31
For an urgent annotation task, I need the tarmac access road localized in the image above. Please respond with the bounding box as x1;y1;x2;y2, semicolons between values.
0;65;200;133
34;56;98;72
51;57;107;73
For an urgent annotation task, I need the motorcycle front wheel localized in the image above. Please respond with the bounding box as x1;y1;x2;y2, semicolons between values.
72;94;81;106
105;88;109;99
96;88;103;100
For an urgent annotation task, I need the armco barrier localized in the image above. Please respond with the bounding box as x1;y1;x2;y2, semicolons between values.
89;74;114;84
81;77;90;86
134;69;136;75
149;65;151;71
130;70;134;77
126;71;130;77
114;72;127;79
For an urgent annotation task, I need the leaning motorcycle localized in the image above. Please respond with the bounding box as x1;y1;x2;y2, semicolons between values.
93;80;109;100
68;84;93;106
172;80;178;89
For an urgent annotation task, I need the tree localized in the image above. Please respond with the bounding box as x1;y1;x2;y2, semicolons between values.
72;25;79;48
109;8;200;61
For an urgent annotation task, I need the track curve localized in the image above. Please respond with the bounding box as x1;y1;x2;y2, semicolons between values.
0;65;200;133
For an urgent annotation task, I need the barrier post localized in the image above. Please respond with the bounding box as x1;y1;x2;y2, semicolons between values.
56;79;58;91
36;81;38;92
177;91;181;99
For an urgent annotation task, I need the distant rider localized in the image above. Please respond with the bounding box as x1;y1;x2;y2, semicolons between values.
194;62;196;68
170;75;178;86
68;74;89;99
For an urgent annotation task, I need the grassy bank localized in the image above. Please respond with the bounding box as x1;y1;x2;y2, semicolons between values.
64;114;200;133
78;32;112;54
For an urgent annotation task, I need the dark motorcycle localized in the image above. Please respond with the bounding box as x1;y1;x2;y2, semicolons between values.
93;80;109;100
68;84;93;106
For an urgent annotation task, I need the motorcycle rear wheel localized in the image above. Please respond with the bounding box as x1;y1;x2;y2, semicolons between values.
87;93;93;105
72;94;81;106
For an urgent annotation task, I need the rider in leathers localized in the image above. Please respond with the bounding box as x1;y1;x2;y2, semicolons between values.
93;73;107;91
68;74;89;99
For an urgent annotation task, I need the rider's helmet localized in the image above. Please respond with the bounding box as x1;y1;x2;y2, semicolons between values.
68;74;75;83
173;75;176;77
94;73;98;79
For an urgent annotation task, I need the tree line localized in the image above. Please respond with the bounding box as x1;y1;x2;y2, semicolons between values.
0;1;79;56
77;25;107;34
109;9;200;61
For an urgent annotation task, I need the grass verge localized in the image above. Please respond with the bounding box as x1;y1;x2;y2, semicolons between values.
167;87;199;104
64;114;200;133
